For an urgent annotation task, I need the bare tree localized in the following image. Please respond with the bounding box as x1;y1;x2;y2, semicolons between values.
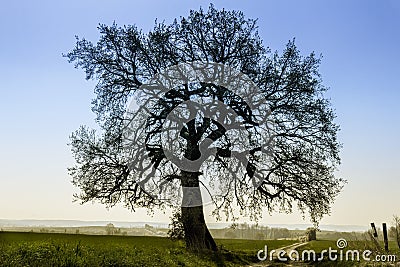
65;5;344;251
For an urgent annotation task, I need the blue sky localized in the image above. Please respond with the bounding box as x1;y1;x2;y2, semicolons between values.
0;0;399;226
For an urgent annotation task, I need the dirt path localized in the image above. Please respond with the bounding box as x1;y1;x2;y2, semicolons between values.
247;241;308;267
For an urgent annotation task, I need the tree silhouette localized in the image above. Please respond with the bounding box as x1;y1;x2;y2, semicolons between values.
65;5;344;251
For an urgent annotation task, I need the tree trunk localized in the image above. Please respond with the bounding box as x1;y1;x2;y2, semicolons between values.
180;171;217;251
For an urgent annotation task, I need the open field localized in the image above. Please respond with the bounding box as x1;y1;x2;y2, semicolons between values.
0;232;297;266
2;231;399;266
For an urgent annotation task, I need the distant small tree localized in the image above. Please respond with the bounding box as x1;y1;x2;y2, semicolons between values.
75;229;80;234
305;227;316;241
106;223;115;235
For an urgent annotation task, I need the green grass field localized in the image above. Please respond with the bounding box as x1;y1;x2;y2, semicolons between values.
0;232;296;266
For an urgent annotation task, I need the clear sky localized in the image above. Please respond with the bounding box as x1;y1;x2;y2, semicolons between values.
1;0;399;227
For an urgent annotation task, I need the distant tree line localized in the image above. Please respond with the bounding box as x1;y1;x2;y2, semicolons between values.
216;223;293;240
105;223;127;236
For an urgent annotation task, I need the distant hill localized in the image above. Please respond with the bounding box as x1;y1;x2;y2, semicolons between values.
0;219;168;229
0;219;369;232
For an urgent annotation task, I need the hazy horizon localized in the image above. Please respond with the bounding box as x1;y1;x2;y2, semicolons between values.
0;218;370;232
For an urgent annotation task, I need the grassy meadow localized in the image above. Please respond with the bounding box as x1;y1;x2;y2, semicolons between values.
1;231;399;266
0;231;296;266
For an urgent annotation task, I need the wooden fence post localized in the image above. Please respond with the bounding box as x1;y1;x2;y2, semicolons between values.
371;222;378;237
383;223;389;252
